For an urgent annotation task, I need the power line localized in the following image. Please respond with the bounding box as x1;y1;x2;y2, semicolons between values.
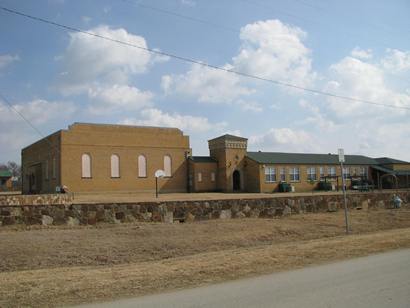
0;92;47;141
0;92;61;154
1;6;410;111
122;0;237;33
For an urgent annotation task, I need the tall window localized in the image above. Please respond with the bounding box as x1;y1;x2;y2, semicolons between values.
52;158;56;179
360;166;368;178
307;167;316;181
319;166;325;178
342;167;350;179
198;172;202;182
265;167;276;182
211;172;216;182
164;155;172;177
289;167;300;181
138;155;147;177
280;167;286;182
45;160;49;180
328;166;336;177
111;154;120;178
81;154;91;178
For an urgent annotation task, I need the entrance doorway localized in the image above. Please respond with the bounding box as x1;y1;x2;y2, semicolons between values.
233;170;241;191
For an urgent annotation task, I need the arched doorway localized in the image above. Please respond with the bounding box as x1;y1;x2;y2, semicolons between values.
233;170;241;191
380;174;399;189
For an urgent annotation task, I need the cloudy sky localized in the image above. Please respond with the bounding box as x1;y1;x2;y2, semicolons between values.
1;0;410;162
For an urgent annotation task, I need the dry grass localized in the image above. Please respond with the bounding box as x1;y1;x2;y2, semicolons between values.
1;208;410;307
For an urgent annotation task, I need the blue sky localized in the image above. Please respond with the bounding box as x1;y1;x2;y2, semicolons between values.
1;0;410;162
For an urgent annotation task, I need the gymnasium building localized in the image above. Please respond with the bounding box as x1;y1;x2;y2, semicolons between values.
21;122;410;194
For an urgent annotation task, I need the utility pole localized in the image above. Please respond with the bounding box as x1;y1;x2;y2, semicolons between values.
338;149;350;234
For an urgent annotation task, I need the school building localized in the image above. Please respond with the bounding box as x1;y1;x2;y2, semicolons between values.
21;123;410;194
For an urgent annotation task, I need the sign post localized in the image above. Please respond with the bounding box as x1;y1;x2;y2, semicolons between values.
154;170;165;198
338;149;350;234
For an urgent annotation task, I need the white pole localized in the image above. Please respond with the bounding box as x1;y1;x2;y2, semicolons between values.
340;161;350;234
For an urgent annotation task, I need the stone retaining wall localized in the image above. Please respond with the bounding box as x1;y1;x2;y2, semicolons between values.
0;191;408;226
0;193;73;206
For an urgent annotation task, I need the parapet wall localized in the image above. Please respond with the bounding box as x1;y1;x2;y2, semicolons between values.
0;191;408;226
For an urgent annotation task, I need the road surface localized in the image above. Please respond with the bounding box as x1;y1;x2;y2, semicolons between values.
77;249;410;308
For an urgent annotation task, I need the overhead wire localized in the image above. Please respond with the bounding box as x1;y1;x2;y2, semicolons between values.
0;92;61;154
122;0;237;33
1;5;409;112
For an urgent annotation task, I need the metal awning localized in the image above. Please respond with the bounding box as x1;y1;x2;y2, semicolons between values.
371;165;410;176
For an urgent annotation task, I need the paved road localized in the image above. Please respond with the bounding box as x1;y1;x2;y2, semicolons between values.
78;249;410;308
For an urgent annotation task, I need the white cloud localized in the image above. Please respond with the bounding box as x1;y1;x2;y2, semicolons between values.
0;99;76;157
0;99;76;126
161;63;253;104
233;19;316;88
249;127;316;152
350;47;372;60
58;25;166;94
119;108;226;133
381;48;410;73
324;56;410;116
161;19;315;109
237;99;263;112
298;99;336;130
180;0;196;7
87;84;153;114
0;54;19;70
81;16;92;24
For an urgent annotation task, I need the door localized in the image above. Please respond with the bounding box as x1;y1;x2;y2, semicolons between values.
233;170;241;191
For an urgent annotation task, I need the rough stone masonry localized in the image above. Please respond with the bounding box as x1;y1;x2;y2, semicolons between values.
0;191;408;226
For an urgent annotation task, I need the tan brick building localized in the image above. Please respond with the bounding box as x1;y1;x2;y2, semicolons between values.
21;123;410;194
22;123;191;194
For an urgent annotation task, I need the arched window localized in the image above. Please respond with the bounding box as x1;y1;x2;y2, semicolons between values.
164;155;172;177
81;154;91;178
138;155;147;177
111;154;120;178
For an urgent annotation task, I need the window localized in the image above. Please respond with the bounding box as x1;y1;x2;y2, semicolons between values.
328;166;336;177
45;160;49;180
138;155;147;177
342;167;350;179
280;167;286;182
265;167;276;183
52;158;56;179
351;167;357;176
211;172;216;182
289;167;300;181
164;155;172;177
307;167;316;181
198;172;202;182
111;154;120;178
319;166;325;178
81;154;91;178
360;166;368;178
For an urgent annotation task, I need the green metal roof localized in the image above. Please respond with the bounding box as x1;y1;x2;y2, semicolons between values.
0;170;12;178
375;157;409;165
246;152;378;165
372;165;410;176
190;156;217;163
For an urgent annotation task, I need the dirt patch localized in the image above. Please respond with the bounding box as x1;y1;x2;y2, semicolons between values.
0;208;410;307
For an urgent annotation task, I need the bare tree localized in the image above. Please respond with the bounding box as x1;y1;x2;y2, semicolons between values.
6;161;21;178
